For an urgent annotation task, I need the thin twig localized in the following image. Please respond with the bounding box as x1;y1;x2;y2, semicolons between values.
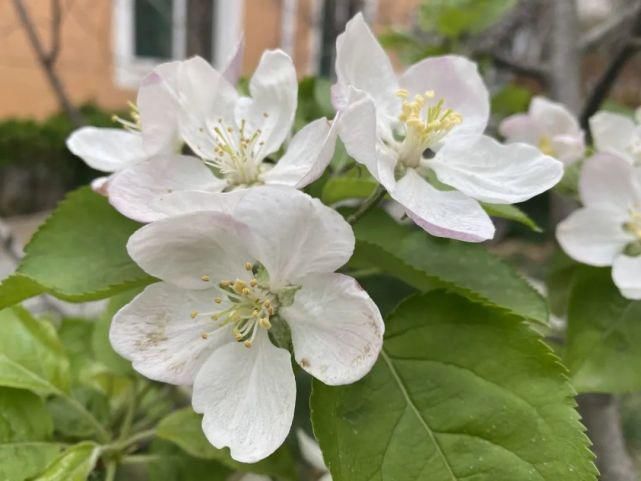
490;52;549;82
580;1;641;52
347;185;386;225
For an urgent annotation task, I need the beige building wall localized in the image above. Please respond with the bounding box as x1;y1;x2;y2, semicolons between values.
0;0;419;119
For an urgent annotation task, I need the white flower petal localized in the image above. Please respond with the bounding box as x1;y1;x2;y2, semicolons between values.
590;111;636;162
399;55;490;142
222;36;245;85
138;61;181;156
237;475;272;481
550;133;585;165
530;96;581;137
296;429;327;472
108;155;225;223
127;211;255;289
177;56;239;160
430;136;563;204
150;189;244;220
556;207;630;266
91;176;111;195
612;254;641;300
334;13;398;113
392;169;494;242
283;273;383;385
579;153;641;210
223;187;355;288
498;113;541;145
193;329;295;463
319;473;333;481
237;50;297;159
261;117;337;188
66;127;146;172
110;282;233;385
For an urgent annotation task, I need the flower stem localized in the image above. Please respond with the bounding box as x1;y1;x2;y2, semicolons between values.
103;429;156;455
347;185;387;225
105;461;117;481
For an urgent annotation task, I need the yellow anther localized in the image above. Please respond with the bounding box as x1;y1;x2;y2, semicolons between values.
190;311;198;319
244;261;253;271
242;288;251;295
201;332;209;340
214;297;222;304
263;299;272;308
250;279;258;287
396;89;409;99
259;317;272;329
211;314;219;320
233;280;247;293
252;309;259;317
219;280;230;288
243;340;253;348
201;275;210;282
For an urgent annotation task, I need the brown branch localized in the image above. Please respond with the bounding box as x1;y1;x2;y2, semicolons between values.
490;52;549;82
580;1;641;52
49;0;61;64
12;0;84;126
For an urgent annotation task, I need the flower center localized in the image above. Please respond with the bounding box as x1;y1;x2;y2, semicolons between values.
112;101;141;132
192;261;277;348
394;89;463;167
624;208;641;240
204;117;268;187
538;136;555;156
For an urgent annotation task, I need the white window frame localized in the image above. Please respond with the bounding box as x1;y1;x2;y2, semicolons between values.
112;0;243;89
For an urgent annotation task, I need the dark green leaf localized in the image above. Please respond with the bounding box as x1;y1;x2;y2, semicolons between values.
146;440;232;481
565;267;641;393
311;292;596;481
350;210;548;323
321;176;377;205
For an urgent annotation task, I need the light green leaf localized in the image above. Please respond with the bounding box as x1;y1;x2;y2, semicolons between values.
350;210;548;323
32;441;100;481
420;0;517;38
0;187;154;309
156;407;296;479
0;306;69;393
0;388;62;481
482;203;541;232
565;267;641;393
311;292;596;481
321;176;377;205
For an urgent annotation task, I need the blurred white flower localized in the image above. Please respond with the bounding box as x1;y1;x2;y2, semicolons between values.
557;153;641;299
333;14;563;242
107;51;337;223
590;108;641;166
499;96;585;165
297;429;332;481
110;186;384;462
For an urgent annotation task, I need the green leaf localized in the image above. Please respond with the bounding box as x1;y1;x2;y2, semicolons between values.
147;440;232;481
420;0;517;38
0;187;154;309
156;407;296;479
565;267;641;393
311;292;596;481
321;176;377;205
0;306;69;393
32;441;99;481
482;203;541;232
0;388;62;481
491;84;532;117
350;210;548;323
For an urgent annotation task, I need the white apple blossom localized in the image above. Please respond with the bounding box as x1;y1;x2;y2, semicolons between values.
557;153;641;299
499;96;585;165
590;108;641;166
107;50;338;223
297;430;331;481
333;14;563;242
110;186;384;462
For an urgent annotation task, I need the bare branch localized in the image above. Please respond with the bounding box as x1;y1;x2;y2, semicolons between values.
580;1;641;52
12;0;84;126
49;0;62;64
490;52;548;82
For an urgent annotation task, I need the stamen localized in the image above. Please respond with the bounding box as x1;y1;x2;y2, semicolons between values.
201;275;210;282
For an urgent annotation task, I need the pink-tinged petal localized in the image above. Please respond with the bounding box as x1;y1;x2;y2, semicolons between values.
296;430;327;472
579;153;641;210
110;282;233;385
192;330;295;463
138;61;181;157
237;50;297;159
177;56;239;160
499;113;541;145
66;127;146;172
334;13;398;114
430;136;563;204
261;117;337;188
222;187;354;288
127;211;255;289
392;169;495;242
556;207;631;266
91;176;111;196
530;96;581;137
400;55;489;142
283;273;383;385
590;111;637;162
108;154;225;223
550;133;585;165
612;254;641;300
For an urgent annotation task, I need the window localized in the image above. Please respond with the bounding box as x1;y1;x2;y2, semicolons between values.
113;0;242;89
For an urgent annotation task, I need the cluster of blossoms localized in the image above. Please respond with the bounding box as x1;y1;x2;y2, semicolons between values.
500;95;641;300
67;13;568;463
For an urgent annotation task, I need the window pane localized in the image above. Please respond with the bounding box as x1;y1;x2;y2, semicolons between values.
134;0;174;59
187;0;214;59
